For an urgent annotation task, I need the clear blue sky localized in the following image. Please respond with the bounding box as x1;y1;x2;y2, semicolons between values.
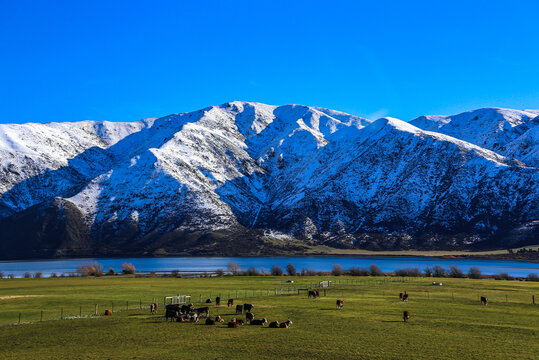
1;0;539;124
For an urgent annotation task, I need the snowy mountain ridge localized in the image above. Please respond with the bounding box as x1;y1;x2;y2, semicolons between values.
0;102;537;259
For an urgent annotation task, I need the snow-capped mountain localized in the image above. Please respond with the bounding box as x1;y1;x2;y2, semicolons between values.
0;102;537;259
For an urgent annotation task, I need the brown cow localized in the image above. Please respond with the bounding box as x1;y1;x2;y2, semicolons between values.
336;299;344;310
279;319;293;328
246;312;255;323
215;315;224;322
250;318;267;326
480;296;488;305
195;307;210;317
104;310;112;316
399;293;404;300
176;316;187;322
403;311;410;322
308;290;316;298
235;305;243;314
269;321;279;328
150;303;157;314
227;299;234;307
315;290;320;298
228;319;238;328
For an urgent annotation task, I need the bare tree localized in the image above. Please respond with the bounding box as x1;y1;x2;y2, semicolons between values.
449;266;464;278
433;265;447;277
468;266;482;279
271;265;283;276
331;264;343;276
227;262;240;275
370;265;385;276
286;263;297;276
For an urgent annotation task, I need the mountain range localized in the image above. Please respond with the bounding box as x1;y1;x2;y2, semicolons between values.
0;102;537;259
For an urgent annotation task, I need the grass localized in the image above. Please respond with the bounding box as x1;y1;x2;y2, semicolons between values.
0;276;538;359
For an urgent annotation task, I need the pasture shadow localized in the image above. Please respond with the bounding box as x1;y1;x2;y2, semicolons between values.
381;320;402;323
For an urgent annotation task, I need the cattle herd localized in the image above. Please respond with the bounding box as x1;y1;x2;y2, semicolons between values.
148;290;490;327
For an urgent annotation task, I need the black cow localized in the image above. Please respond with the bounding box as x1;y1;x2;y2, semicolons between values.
165;304;180;321
480;296;488;305
227;299;234;307
269;321;279;328
402;294;409;302
250;318;267;325
336;299;344;310
215;296;221;306
205;298;212;304
181;304;193;314
243;304;254;313
205;318;215;325
246;312;255;323
279;319;293;328
308;290;316;298
235;304;243;314
195;307;210;317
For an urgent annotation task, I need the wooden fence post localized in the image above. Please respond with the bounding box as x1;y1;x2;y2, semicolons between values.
40;310;43;322
112;302;114;313
533;295;535;305
18;312;21;324
61;308;63;320
95;304;98;315
80;306;82;317
126;301;129;311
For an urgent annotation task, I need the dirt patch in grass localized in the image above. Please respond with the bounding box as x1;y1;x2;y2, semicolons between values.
0;295;43;301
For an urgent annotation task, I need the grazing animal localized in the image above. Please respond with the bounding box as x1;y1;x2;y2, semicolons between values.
237;319;244;325
165;304;180;321
399;293;404;300
243;304;254;313
104;310;112;316
480;296;488;305
308;290;316;298
269;321;279;328
205;318;215;325
336;299;344;310
235;305;243;314
227;299;234;307
215;316;224;322
402;294;409;302
216;296;221;306
279;320;293;328
205;298;212;304
176;316;187;322
403;311;410;322
315;290;320;298
250;318;267;326
246;312;255;323
188;313;199;322
195;307;210;317
181;304;193;314
150;303;157;314
228;319;238;328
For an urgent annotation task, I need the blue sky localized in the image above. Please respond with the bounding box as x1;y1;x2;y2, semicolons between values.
1;0;538;124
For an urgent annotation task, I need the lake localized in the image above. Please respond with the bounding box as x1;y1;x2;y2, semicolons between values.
0;256;537;278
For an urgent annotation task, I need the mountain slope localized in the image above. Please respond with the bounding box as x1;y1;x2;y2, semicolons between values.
0;102;537;258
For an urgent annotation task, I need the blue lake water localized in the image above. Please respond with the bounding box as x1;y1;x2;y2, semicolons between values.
0;256;537;278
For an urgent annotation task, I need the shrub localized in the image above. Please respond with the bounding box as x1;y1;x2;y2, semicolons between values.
527;273;539;282
215;269;225;277
246;266;259;276
370;265;385;276
286;263;297;276
171;270;180;277
304;268;317;276
77;262;104;276
331;264;343;276
24;272;31;278
449;266;465;278
424;266;432;277
347;266;370;276
8;273;15;279
270;265;283;276
121;263;136;274
259;267;265;275
0;271;3;279
50;272;57;278
33;272;42;278
433;265;447;277
227;262;240;275
494;272;513;280
394;267;421;277
468;266;482;279
108;267;115;275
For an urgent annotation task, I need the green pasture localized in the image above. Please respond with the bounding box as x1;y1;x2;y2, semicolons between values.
0;276;538;359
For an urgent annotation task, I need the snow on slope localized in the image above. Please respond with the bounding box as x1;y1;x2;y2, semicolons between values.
0;102;537;254
410;108;539;167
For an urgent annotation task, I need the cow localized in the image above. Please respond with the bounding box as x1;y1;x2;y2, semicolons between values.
176;316;187;322
243;304;254;313
104;310;112;316
246;312;255;323
215;296;221;306
188;313;199;323
205;298;212;304
181;304;193;314
215;316;224;323
250;318;267;326
480;296;488;305
235;305;243;314
402;294;409;302
195;307;210;317
228;319;238;328
227;299;234;307
205;318;215;325
279;320;293;328
403;311;410;322
165;304;180;321
336;299;344;310
150;303;158;314
399;293;404;300
237;319;244;325
269;321;279;328
308;290;316;298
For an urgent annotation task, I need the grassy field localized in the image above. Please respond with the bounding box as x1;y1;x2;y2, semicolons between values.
0;276;538;359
